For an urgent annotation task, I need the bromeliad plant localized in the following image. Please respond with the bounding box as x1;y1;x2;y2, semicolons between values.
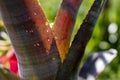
0;0;117;80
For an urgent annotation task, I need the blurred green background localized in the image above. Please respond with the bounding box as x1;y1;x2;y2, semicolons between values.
0;0;120;79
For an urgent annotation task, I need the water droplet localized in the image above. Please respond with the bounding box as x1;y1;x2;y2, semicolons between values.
47;39;50;42
46;30;49;33
52;57;56;60
36;43;40;46
45;22;49;26
33;12;37;15
55;36;58;39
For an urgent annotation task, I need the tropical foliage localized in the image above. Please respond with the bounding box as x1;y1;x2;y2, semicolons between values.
0;0;119;80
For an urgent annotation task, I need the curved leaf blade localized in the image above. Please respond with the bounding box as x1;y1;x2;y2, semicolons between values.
53;0;83;61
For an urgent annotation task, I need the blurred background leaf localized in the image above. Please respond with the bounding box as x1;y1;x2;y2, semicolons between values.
0;65;19;80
